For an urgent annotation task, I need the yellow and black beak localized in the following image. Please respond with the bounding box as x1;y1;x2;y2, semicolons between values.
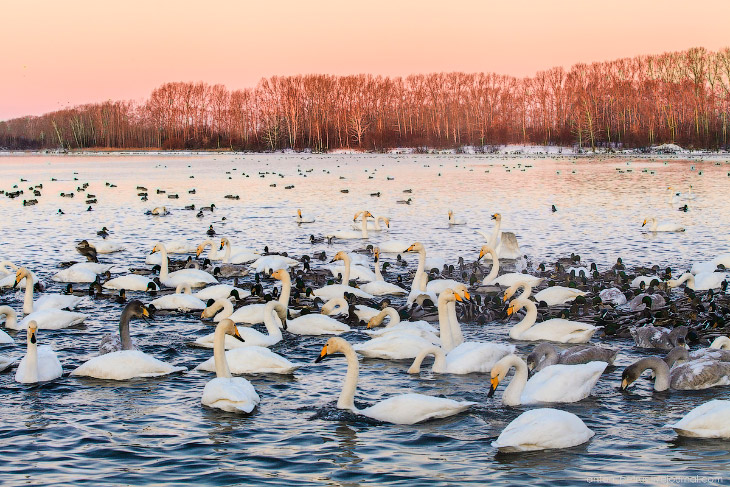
366;318;376;329
503;294;509;303
462;290;471;300
641;219;647;227
142;307;150;318
491;213;498;220
487;376;500;397
454;293;463;302
196;247;203;257
620;378;631;391
477;249;485;261
507;304;515;316
13;271;22;289
232;327;245;343
314;344;328;363
406;244;416;252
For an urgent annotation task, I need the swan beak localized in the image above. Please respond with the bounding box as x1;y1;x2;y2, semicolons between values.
233;328;245;343
491;214;497;220
281;319;287;331
620;378;630;390
463;290;470;300
487;376;499;397
142;308;150;318
454;293;463;302
641;219;647;227
507;305;514;316
406;244;416;252
196;247;203;257
477;249;484;261
314;344;328;363
366;318;375;329
503;294;509;302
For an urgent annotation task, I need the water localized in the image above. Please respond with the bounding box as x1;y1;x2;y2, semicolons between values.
1;153;729;486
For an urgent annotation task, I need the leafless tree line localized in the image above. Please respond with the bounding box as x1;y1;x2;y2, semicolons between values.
2;47;730;151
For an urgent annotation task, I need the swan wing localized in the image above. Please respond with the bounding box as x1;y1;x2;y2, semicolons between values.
520;362;606;404
71;350;186;380
17;309;87;330
15;346;62;383
670;360;730;390
445;342;516;374
665;400;730;438
492;408;594;452
195;346;297;374
361;393;474;424
202;377;260;413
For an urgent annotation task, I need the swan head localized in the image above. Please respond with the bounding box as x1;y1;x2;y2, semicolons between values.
383;218;390;228
331;251;347;263
314;337;349;363
270;269;289;282
506;298;527;317
451;284;470;300
503;282;527;302
220;319;245;343
125;300;151;323
298;209;303;217
406;242;424;253
620;361;644;390
373;247;381;262
27;320;38;344
488;354;516;397
151;243;163;254
363;211;374;219
13;267;31;288
491;213;501;221
477;245;496;261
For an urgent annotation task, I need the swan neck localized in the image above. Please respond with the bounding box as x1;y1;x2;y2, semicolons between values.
222;239;232;263
360;214;369;238
482;249;500;283
383;308;400;327
119;307;134;350
437;295;454;352
489;218;502;248
25;332;39;383
447;300;464;348
23;273;34;315
277;272;291;308
337;345;360;411
374;255;383;281
509;300;537;339
409;346;446;373
502;356;528;406
213;324;232;378
341;254;351;285
263;305;284;338
412;248;426;290
158;245;169;279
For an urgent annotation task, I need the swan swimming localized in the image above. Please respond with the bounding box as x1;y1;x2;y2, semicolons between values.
15;321;63;384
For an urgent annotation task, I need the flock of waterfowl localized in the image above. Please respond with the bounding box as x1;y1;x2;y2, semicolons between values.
2;165;730;455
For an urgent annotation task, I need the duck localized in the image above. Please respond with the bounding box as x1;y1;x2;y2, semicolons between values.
665;400;730;438
506;297;596;343
408;339;516;375
72;301;186;380
196;300;288;349
152;242;218;288
478;245;542;287
296;209;315;224
201;320;260;413
320;297;381;322
642;217;685;232
447;210;466;225
630;325;688;350
488;354;607;405
149;283;206;311
314;337;475;424
14;267;83;313
668;272;730;291
526;343;618;372
359;248;406;296
620;354;730;391
14;321;63;384
492;409;594;452
102;274;158;292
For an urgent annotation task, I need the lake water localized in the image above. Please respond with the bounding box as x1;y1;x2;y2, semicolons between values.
1;153;729;486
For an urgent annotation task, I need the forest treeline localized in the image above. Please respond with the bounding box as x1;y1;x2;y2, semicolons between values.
2;47;730;151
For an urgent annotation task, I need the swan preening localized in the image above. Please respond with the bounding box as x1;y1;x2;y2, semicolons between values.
201;320;260;413
315;337;475;424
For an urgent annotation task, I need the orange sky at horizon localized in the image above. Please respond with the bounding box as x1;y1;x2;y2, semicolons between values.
2;0;729;121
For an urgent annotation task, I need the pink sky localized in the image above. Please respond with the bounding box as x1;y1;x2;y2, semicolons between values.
2;0;728;121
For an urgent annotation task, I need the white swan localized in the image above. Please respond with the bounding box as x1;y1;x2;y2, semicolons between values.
249;255;300;274
15;321;63;383
668;272;730;291
377;240;410;253
665;400;730;438
314;251;376;300
479;245;542;287
87;240;125;253
216;238;259;264
152;242;218;288
488;354;607;405
353;328;435;359
447;210;466;225
160;240;198;253
321;297;381;322
15;267;83;313
691;253;730;274
711;336;730;350
404;242;439;305
195;239;224;261
0;262;36;288
503;280;587;306
642;217;685;232
150;283;206;311
194;284;250;301
360;248;406;296
506;297;596;343
315;337;475;424
352;211;388;230
492;409;594;452
8;270;87;330
0;354;14;372
52;263;102;283
196;345;298;374
103;274;157;291
330;211;373;239
365;307;439;340
476;213;522;260
0;306;16;343
201;320;260;413
72;302;186;380
296;209;316;224
196;304;285;349
408;341;516;375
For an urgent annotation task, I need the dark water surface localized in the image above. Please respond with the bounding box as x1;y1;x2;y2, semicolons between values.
1;153;729;486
